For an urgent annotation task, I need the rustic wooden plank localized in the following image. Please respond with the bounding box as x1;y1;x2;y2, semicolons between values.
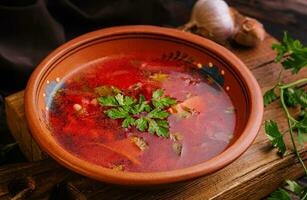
5;91;31;160
5;91;46;161
0;160;70;200
3;33;307;199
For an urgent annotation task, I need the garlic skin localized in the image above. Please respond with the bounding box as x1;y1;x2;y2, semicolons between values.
233;17;265;47
183;0;235;43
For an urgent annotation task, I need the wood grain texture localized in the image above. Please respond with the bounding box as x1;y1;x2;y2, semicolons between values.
3;33;307;199
5;91;47;161
0;160;70;200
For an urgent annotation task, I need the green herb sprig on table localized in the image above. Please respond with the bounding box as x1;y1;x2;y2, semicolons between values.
97;89;176;138
264;32;307;199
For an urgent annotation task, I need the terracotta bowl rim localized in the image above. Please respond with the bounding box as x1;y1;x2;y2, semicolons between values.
25;25;263;186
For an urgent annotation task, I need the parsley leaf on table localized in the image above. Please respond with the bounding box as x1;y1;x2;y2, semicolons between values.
285;180;304;195
265;120;286;156
264;88;278;107
267;188;291;200
295;113;307;145
284;87;307;108
272;32;307;74
269;180;307;200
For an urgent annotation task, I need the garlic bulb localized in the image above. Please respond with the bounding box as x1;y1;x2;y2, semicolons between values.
181;0;265;47
183;0;235;43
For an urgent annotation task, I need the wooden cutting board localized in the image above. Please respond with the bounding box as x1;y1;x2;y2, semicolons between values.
3;33;307;200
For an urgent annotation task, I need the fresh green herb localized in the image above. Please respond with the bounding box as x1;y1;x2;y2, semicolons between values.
115;94;125;105
94;85;122;96
135;95;151;113
268;180;307;200
286;180;304;195
156;119;169;129
284;87;307;108
272;32;307;74
104;107;130;119
267;188;291;200
122;116;135;128
98;89;177;137
264;32;307;198
135;117;148;132
148;119;169;137
264;88;278;107
148;108;170;119
97;96;119;107
152;89;177;109
265;120;286;155
124;96;137;106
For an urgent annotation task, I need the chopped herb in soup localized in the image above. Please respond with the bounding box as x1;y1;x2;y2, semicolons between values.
48;56;236;172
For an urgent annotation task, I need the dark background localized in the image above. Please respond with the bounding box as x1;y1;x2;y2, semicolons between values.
0;0;307;164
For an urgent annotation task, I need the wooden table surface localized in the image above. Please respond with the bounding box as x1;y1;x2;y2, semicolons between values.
1;32;307;200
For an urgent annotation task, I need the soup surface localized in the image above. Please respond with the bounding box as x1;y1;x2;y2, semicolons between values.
48;56;236;172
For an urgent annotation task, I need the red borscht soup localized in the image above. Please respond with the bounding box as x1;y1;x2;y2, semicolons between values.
48;56;236;172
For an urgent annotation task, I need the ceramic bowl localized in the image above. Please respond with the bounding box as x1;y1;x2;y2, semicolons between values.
25;25;263;186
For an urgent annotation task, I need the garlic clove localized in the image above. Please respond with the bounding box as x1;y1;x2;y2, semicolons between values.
233;17;265;47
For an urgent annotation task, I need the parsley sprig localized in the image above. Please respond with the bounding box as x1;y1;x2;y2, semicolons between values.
268;180;307;200
272;32;307;74
97;89;176;137
265;32;307;199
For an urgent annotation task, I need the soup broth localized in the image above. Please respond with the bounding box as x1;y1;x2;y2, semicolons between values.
48;56;236;172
